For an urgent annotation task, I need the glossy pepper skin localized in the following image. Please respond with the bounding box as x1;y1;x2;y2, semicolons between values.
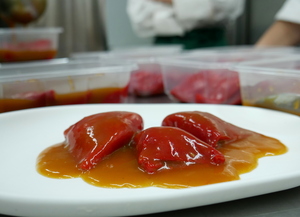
64;111;144;171
162;111;251;148
132;126;225;174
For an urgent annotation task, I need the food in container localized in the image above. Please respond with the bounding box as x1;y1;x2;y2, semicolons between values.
234;55;300;116
0;59;137;113
159;51;291;105
71;45;183;97
0;27;63;62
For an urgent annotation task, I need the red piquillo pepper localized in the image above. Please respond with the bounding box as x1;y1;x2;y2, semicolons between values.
132;126;225;174
12;90;55;107
129;70;164;96
64;111;144;170
170;70;241;104
162;111;251;148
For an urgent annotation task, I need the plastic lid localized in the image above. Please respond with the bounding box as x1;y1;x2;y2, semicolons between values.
0;58;69;69
189;45;298;54
158;51;288;69
0;27;64;35
234;55;300;76
0;59;137;82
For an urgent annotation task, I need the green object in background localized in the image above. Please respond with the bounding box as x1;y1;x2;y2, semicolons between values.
256;93;300;116
154;27;227;50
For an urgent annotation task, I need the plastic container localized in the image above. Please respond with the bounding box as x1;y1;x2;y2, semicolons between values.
71;45;183;97
0;59;137;113
234;55;300;116
188;45;299;55
71;51;110;61
0;27;63;63
159;51;291;105
0;58;69;70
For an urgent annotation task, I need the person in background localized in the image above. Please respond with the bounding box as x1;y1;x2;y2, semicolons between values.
127;0;245;50
256;0;300;47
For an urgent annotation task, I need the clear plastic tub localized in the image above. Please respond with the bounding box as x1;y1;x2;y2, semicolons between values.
0;58;69;70
188;45;298;55
71;51;110;61
110;45;182;56
71;45;183;97
0;27;63;63
234;55;300;116
159;51;291;105
0;59;137;113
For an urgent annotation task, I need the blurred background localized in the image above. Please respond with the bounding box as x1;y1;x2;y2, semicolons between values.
0;0;287;58
2;0;299;115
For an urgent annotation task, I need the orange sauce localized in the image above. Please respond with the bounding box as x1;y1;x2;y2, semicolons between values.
0;87;127;113
36;133;287;189
0;49;57;62
0;98;41;113
243;101;300;116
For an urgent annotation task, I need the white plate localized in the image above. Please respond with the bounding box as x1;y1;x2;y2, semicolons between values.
0;104;300;217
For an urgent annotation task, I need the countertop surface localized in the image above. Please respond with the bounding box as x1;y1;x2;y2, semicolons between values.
1;94;299;217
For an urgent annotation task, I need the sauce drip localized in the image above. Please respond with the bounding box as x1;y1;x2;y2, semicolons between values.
36;133;287;189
